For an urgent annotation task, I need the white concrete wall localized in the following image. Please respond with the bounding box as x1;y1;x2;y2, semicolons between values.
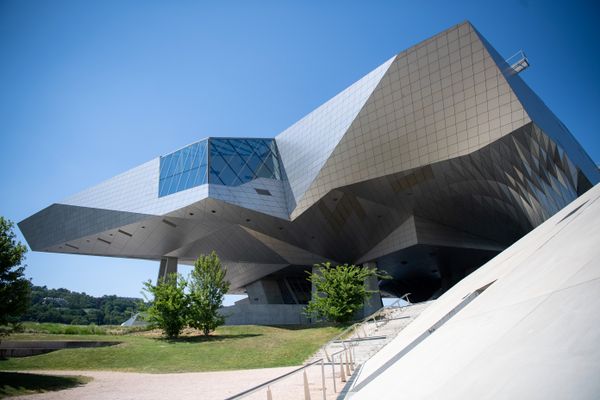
220;304;309;325
350;184;600;399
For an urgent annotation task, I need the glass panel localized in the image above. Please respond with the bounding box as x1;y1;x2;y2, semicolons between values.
238;164;255;181
226;152;245;174
179;169;193;191
158;139;208;197
209;167;225;185
218;164;241;186
207;138;283;187
159;154;172;180
160;137;282;192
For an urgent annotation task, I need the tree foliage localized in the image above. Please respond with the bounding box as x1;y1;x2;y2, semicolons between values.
187;252;230;335
0;216;31;335
305;262;386;324
142;253;230;338
143;273;188;339
20;286;143;325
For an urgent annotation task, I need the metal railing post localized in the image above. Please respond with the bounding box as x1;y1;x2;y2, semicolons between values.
320;359;326;400
344;349;351;376
331;356;337;393
266;386;272;400
339;353;346;382
303;370;311;400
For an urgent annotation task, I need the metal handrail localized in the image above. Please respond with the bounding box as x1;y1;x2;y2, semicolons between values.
225;346;354;400
224;358;324;400
321;293;412;360
225;294;412;399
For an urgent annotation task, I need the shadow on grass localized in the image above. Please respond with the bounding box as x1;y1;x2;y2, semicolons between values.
160;333;262;343
0;372;91;398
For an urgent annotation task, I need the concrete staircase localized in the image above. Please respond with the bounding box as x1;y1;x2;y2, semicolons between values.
306;301;433;366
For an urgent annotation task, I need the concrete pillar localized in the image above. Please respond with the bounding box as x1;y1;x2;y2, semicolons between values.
245;279;284;304
362;262;383;317
157;256;178;284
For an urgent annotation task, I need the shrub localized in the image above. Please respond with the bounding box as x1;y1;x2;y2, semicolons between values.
187;252;230;336
142;273;188;339
305;262;387;324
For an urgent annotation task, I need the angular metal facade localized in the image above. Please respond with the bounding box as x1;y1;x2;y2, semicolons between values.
19;22;599;301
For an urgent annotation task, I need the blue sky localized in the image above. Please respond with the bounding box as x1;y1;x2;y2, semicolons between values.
1;0;599;302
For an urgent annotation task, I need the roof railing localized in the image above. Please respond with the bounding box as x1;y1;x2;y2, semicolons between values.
505;50;529;74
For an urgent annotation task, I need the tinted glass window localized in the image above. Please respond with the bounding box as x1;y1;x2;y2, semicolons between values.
209;138;282;186
159;138;282;197
158;140;208;197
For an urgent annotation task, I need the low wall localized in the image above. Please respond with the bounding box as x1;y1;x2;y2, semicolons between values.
0;340;121;357
220;304;309;325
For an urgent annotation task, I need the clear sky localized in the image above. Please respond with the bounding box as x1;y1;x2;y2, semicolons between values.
1;0;599;302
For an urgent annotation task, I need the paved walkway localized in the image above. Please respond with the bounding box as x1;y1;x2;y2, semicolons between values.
11;365;351;400
11;367;306;400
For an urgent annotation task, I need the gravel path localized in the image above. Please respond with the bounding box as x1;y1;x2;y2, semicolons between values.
10;363;349;399
11;367;300;400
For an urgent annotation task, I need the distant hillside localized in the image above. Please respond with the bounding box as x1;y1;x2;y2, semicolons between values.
20;286;145;325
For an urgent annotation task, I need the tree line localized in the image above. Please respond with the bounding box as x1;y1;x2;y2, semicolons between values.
20;285;144;325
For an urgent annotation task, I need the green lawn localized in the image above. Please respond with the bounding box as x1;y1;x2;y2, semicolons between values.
0;325;341;373
0;372;91;399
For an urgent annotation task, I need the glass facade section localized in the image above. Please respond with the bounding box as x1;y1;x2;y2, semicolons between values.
209;138;281;186
159;140;208;197
159;138;282;197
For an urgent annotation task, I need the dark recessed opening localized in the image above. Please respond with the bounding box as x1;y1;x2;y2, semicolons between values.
311;236;315;239
377;215;382;219
558;201;588;224
118;229;133;237
332;197;338;201
401;261;408;265
141;226;146;229
255;188;272;196
246;218;251;222
211;210;216;214
189;212;194;216
278;227;283;230
97;237;111;245
162;219;177;228
86;240;90;243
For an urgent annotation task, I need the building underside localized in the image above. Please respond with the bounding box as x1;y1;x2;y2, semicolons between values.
19;21;599;317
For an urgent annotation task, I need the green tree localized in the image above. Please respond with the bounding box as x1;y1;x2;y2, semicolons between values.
305;262;386;324
142;273;188;339
187;252;230;336
0;217;31;336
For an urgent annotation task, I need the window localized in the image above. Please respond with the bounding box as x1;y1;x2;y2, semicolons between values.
209;138;282;186
158;140;208;197
158;138;283;197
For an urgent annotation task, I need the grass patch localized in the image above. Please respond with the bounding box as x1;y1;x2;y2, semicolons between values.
0;325;341;373
0;372;91;398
